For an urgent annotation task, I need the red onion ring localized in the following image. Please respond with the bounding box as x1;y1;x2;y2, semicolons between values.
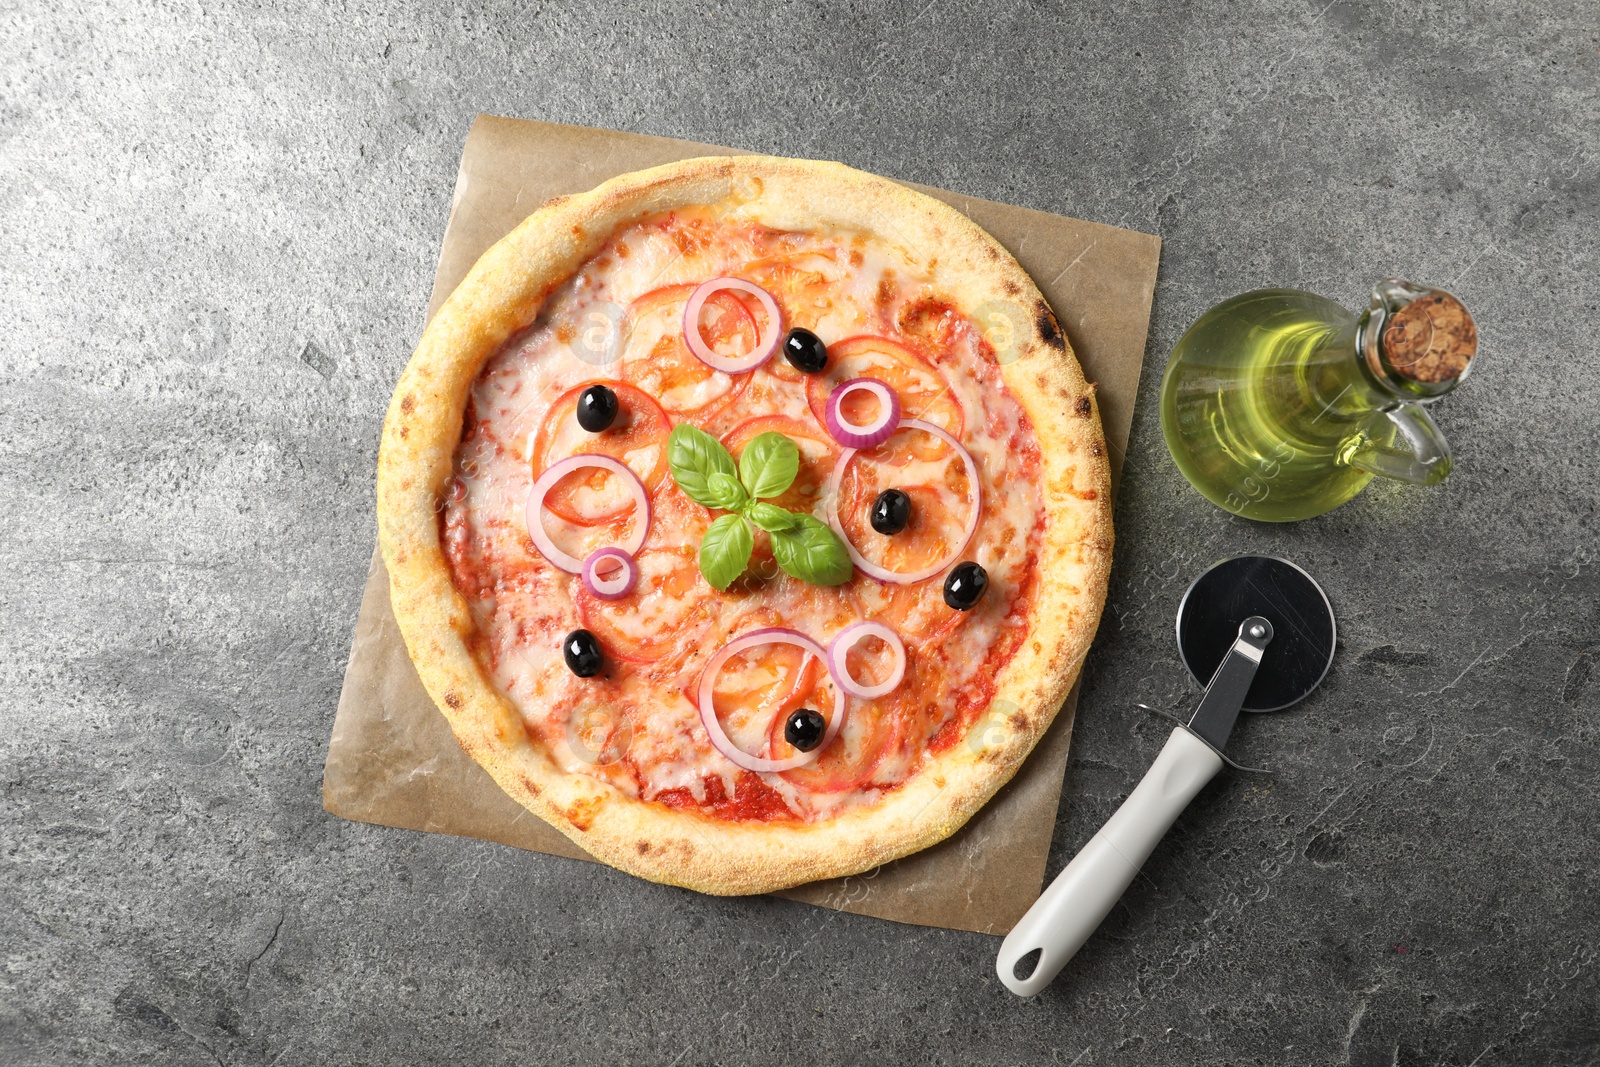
825;418;981;585
526;454;650;573
824;377;901;449
582;547;639;600
697;627;846;773
827;622;906;699
681;278;782;374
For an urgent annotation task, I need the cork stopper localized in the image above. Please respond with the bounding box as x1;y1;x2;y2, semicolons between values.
1381;291;1476;383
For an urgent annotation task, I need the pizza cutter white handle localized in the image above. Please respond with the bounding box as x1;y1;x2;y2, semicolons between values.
997;727;1223;996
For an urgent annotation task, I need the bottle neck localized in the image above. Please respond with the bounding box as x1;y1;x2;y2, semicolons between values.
1304;317;1390;422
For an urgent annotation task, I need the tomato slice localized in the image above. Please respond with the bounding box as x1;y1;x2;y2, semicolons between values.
774;691;902;794
549;685;636;768
850;577;963;645
576;545;716;663
532;382;670;526
720;415;839;517
895;296;968;353
619;284;760;419
744;251;842;351
807;336;965;457
701;640;827;760
832;419;977;583
696;289;763;357
839;478;967;574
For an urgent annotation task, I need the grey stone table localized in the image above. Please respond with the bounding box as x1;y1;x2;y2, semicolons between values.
3;2;1596;1064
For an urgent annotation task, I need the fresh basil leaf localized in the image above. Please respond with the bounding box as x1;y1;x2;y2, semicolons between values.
706;471;749;511
699;513;753;591
668;423;738;509
738;431;800;500
747;501;798;532
769;513;852;586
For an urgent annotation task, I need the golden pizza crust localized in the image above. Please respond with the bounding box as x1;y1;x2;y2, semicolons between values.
376;156;1113;895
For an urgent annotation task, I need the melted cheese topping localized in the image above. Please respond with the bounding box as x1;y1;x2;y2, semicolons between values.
443;208;1046;822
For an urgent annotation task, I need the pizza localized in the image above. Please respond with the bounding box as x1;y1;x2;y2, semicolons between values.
377;156;1112;895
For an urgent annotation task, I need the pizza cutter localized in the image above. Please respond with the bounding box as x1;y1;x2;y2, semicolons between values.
996;555;1336;996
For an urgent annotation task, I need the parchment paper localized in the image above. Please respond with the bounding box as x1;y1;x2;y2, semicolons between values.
323;115;1160;935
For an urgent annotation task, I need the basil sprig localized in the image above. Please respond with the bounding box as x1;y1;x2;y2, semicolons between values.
667;424;853;589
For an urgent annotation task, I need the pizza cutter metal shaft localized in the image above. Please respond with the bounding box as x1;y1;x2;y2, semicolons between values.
1185;616;1274;753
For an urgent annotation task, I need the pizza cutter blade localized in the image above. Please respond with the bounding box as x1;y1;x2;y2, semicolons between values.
996;555;1336;996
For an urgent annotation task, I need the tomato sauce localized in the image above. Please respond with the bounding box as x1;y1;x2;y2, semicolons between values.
654;771;796;822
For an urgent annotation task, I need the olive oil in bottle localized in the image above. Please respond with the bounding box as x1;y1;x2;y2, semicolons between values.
1159;280;1476;523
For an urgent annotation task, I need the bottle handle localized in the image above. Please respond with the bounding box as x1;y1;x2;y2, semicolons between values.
1341;403;1453;486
